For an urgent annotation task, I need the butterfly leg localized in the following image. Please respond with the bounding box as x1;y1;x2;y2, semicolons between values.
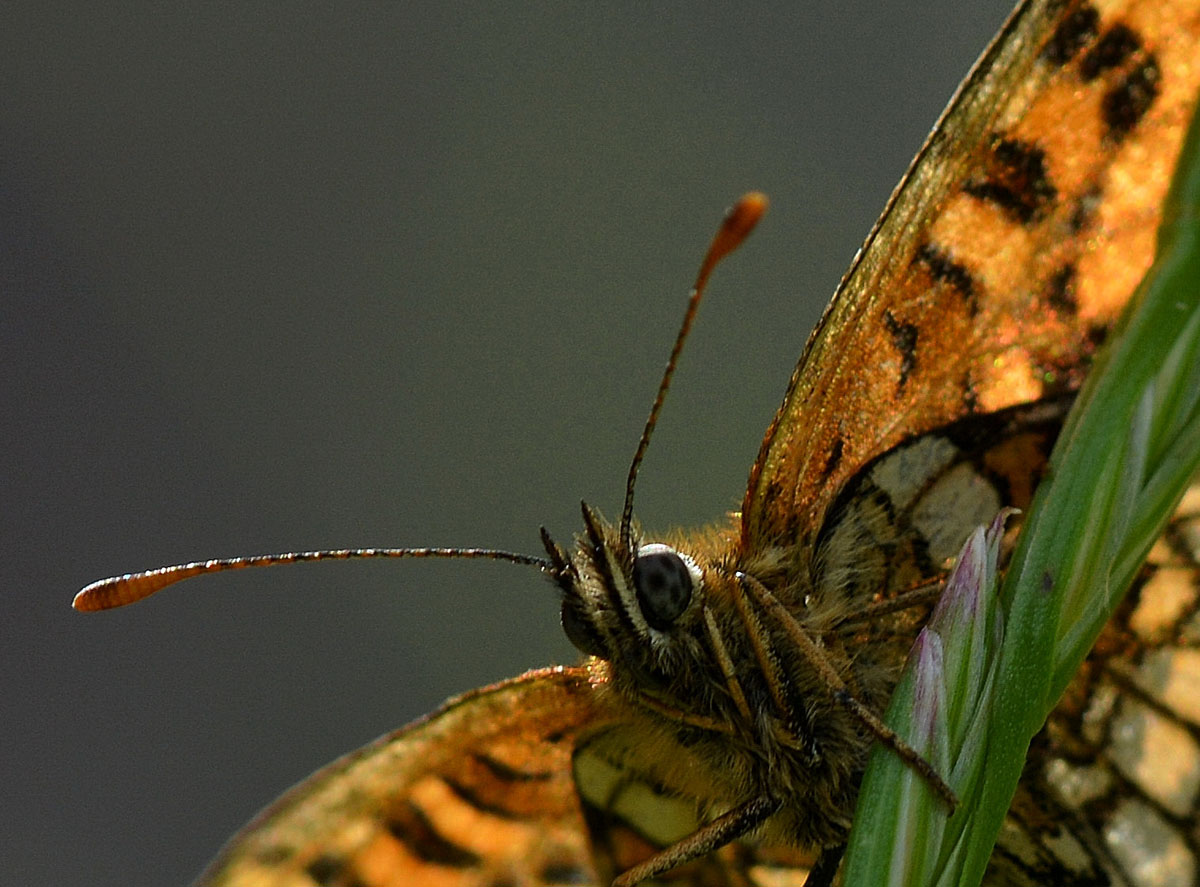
803;843;845;887
611;793;780;887
834;577;945;625
736;572;958;810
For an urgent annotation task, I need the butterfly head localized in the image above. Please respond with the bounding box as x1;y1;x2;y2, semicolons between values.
541;504;708;677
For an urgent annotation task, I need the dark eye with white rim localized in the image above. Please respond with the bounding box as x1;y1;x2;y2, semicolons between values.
632;544;696;631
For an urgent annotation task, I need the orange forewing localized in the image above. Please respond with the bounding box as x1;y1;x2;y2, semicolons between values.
744;0;1200;554
201;667;611;887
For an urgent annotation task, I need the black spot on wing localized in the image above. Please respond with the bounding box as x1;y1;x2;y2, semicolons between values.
1045;264;1078;313
304;854;368;887
443;774;526;820
882;310;918;392
1041;4;1099;65
965;137;1057;224
1069;186;1102;233
1085;322;1109;350
821;435;845;482
471;751;554;783
915;243;977;310
386;800;483;868
1103;55;1160;141
1079;23;1141;81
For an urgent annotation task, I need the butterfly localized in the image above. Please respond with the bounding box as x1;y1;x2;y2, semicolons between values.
75;1;1200;885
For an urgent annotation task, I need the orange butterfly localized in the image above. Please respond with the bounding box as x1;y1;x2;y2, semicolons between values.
76;1;1200;885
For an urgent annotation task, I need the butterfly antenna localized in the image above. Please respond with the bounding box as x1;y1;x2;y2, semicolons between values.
74;547;552;612
619;192;767;551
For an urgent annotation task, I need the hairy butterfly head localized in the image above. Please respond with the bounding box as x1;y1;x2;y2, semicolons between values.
545;505;708;683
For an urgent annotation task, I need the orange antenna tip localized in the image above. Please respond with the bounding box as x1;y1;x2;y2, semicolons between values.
74;564;207;612
710;192;768;264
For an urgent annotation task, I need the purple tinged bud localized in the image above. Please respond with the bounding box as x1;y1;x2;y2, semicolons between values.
909;631;947;749
908;509;1014;779
931;525;987;628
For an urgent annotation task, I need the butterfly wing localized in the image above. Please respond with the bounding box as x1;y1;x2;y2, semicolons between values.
989;485;1200;885
197;667;816;887
742;0;1200;554
199;667;614;887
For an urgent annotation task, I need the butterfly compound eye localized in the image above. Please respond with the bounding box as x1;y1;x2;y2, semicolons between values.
632;544;695;631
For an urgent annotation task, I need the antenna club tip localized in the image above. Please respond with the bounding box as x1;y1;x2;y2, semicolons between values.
73;565;193;611
72;580;112;612
729;192;768;228
738;191;769;216
711;192;768;261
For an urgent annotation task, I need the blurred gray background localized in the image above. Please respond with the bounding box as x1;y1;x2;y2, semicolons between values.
4;3;1014;884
